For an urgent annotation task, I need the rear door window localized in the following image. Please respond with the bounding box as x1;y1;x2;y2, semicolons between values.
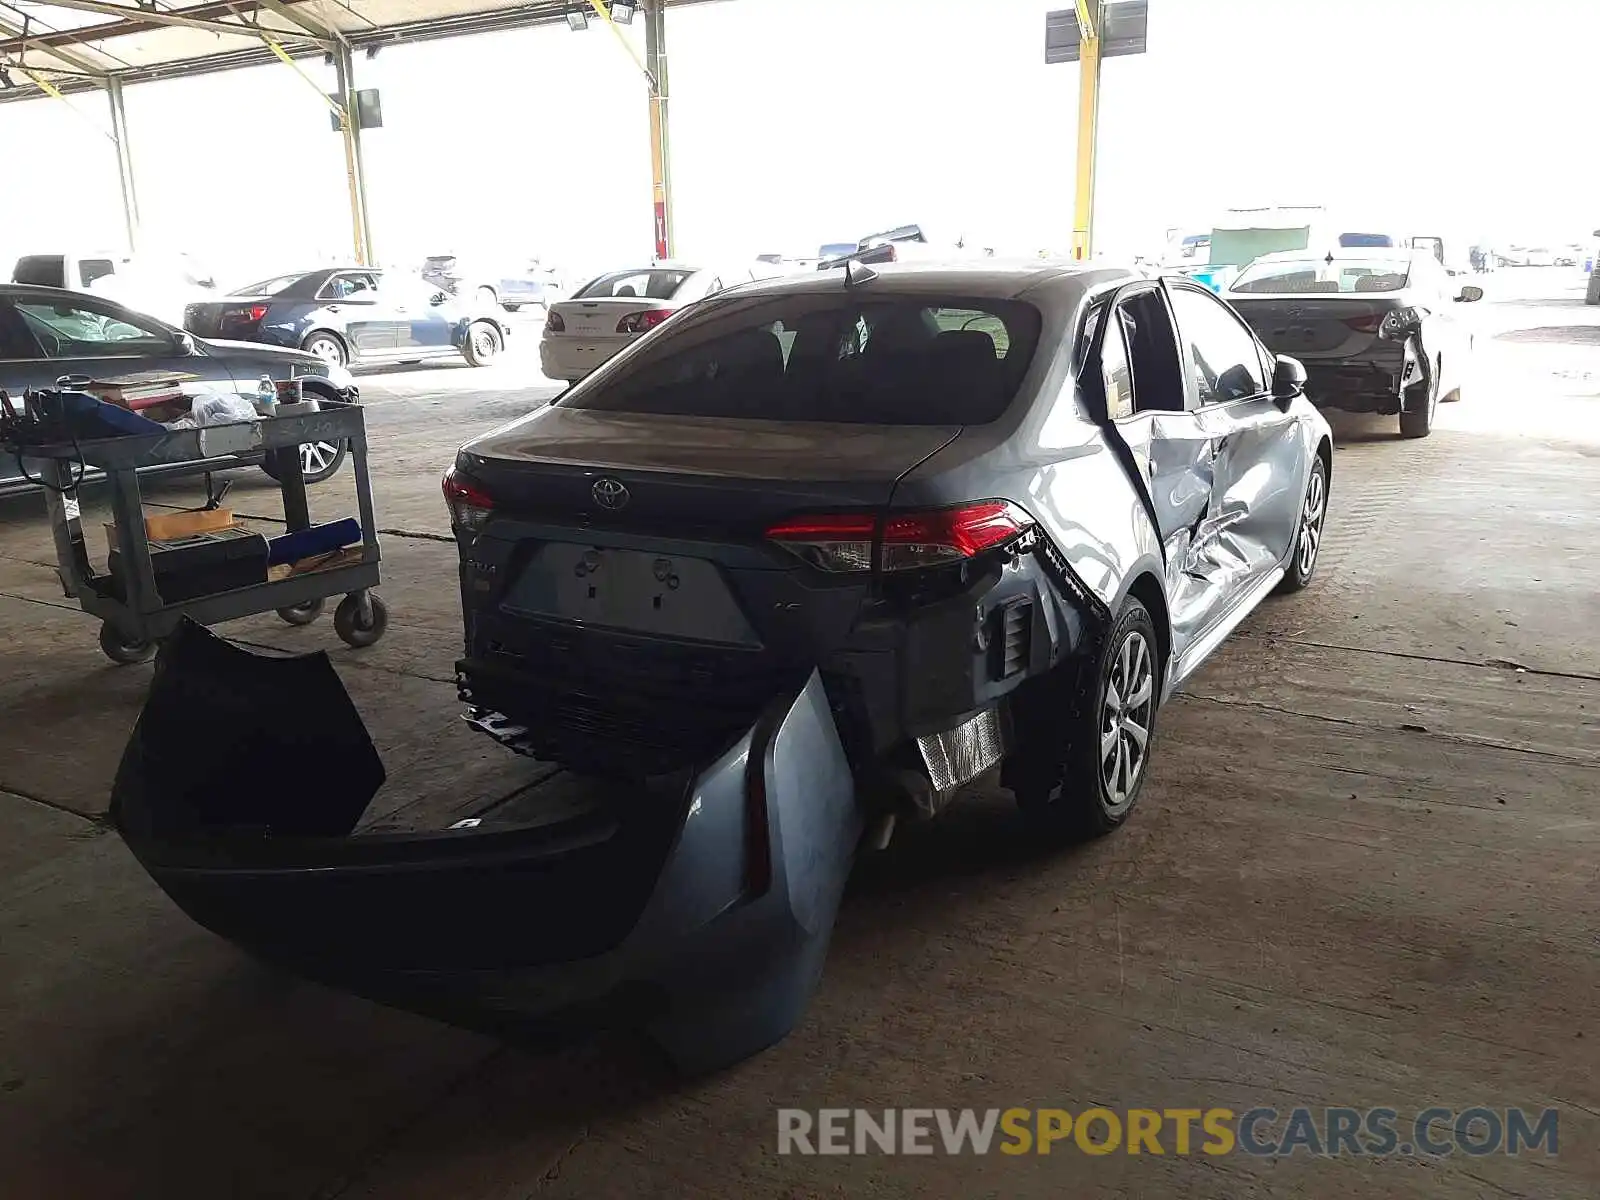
562;294;1043;425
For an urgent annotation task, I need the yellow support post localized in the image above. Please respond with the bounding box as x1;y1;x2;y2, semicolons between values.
1071;0;1102;261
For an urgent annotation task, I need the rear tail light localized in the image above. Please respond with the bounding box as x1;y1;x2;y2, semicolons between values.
545;310;566;332
1343;314;1385;333
766;500;1034;573
616;308;675;335
223;304;268;324
442;468;495;533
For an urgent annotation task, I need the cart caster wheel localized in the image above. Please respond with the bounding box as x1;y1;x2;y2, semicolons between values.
99;622;155;665
334;593;387;648
277;599;325;626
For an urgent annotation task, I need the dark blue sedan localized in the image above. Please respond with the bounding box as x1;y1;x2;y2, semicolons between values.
184;267;512;370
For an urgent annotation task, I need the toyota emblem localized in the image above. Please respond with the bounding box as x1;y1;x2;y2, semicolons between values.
592;477;630;511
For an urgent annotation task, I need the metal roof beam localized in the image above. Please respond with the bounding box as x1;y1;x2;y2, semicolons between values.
252;0;346;45
0;9;109;75
7;0;330;49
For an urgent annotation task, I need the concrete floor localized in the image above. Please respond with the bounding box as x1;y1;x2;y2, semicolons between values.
1;270;1597;1198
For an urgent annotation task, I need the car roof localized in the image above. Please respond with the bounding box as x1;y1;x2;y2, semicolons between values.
1248;248;1415;264
730;259;1139;302
3;281;131;304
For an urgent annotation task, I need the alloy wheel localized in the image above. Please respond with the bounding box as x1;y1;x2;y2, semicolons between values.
300;440;340;477
1297;466;1326;577
309;338;343;365
1100;630;1155;811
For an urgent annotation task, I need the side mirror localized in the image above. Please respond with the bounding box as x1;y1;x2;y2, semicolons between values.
173;331;197;355
1455;285;1484;303
430;292;448;306
1271;354;1307;406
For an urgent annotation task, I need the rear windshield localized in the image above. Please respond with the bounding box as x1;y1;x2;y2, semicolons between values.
560;294;1042;425
236;273;309;297
1231;259;1410;294
575;269;695;300
12;255;66;287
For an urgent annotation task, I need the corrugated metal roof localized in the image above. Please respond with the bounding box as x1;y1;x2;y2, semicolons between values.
0;0;712;100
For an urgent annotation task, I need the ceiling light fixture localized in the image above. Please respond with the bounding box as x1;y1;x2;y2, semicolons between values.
609;0;637;24
564;5;589;30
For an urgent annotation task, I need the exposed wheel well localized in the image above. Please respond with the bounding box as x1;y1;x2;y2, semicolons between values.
298;377;340;403
1125;572;1170;683
1316;435;1333;484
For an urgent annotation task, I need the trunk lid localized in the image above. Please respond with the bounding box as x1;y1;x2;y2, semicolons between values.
184;298;271;340
549;297;673;339
460;406;959;536
1229;294;1400;358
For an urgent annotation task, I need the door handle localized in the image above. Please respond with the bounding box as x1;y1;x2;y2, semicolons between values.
327;305;341;313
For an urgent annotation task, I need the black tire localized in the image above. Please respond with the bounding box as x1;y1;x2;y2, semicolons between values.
503;303;522;312
276;598;325;626
463;321;503;367
334;592;387;648
99;621;154;665
1275;454;1327;594
1013;597;1160;839
1398;363;1436;439
302;331;347;368
261;438;347;485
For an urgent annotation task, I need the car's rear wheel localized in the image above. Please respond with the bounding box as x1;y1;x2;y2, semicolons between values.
1398;363;1436;438
302;332;347;368
463;321;503;367
503;303;522;312
1275;454;1327;594
1013;596;1159;839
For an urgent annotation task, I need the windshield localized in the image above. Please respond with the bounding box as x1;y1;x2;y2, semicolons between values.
574;269;696;300
1231;258;1410;294
235;272;309;297
1208;228;1312;268
560;293;1042;425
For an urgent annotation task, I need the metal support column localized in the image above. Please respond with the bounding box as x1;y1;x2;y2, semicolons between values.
106;77;140;253
333;44;375;265
1070;0;1102;261
644;0;674;261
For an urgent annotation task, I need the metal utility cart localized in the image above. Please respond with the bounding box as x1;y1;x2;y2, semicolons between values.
15;400;386;664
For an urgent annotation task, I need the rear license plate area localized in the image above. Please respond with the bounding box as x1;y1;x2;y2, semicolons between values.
503;544;761;646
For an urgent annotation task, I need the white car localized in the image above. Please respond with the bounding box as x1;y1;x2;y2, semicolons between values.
540;263;774;382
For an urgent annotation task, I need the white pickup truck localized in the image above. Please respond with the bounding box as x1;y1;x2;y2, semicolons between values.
10;251;220;326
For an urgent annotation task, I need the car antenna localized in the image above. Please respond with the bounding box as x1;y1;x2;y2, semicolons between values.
844;259;879;288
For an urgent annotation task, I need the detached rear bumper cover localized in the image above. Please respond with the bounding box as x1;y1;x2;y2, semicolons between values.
111;623;862;1073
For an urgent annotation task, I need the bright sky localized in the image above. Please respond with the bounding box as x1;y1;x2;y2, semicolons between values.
3;0;1597;286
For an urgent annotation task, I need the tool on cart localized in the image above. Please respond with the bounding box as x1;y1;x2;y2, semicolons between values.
1;384;388;664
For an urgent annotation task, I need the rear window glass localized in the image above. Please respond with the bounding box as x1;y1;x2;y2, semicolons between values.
1231;259;1409;294
575;269;694;300
560;294;1042;425
237;273;309;296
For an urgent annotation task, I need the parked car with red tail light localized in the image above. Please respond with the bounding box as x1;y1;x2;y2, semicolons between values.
183;267;512;370
539;263;778;382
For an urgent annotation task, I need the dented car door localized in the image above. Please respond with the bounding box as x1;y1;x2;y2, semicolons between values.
1167;282;1308;591
1092;285;1226;669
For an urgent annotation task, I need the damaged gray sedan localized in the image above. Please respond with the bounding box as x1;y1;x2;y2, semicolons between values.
114;263;1331;1075
453;262;1332;830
